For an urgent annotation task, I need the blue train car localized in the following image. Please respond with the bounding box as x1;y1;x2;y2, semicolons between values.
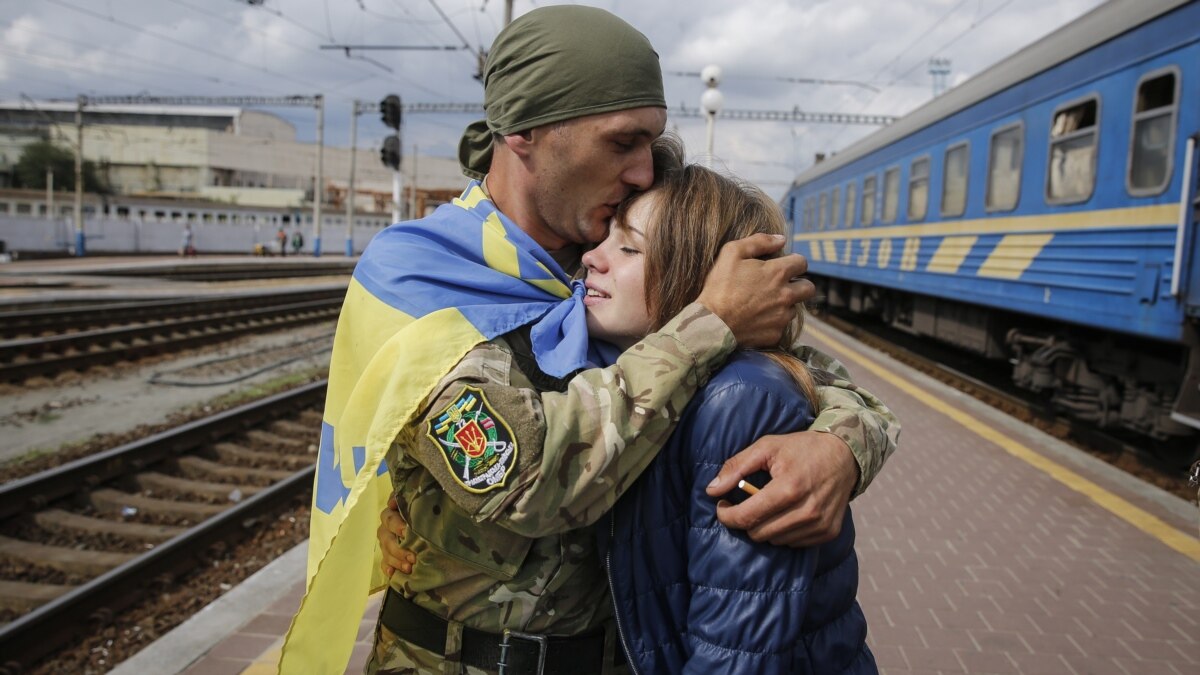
784;0;1200;454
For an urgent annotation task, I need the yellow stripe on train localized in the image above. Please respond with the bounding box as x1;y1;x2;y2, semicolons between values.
791;203;1176;241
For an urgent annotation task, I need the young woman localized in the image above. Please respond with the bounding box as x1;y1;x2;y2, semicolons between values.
369;137;875;674
586;157;875;674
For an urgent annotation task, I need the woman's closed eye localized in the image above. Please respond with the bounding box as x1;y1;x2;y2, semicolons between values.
619;246;642;256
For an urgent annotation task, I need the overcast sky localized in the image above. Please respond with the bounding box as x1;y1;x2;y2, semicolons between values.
2;0;1108;198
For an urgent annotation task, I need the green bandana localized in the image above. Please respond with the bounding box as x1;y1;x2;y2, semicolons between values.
458;5;666;179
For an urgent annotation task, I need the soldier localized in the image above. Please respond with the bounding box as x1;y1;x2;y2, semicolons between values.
286;6;897;675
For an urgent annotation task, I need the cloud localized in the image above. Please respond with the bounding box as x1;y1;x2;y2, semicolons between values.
0;0;1109;198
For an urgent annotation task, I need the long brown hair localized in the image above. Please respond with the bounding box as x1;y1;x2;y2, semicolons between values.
615;135;817;407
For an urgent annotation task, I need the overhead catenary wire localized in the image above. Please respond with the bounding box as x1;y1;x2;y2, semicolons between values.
4;19;264;90
171;0;392;75
43;0;326;94
828;0;1022;148
0;45;190;95
426;0;483;58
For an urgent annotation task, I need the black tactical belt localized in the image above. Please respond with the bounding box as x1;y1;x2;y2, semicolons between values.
380;587;613;674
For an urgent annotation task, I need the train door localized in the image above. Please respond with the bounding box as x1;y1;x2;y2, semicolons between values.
1181;132;1200;310
1169;128;1200;434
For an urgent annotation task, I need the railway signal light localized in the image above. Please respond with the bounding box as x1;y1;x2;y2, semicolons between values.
381;94;402;130
381;134;401;170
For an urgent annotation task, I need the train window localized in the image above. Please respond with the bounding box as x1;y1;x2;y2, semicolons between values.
1046;96;1099;204
1127;67;1179;195
882;167;900;223
818;192;828;230
845;183;857;228
16;203;31;215
831;187;841;229
804;196;815;231
861;175;877;225
907;156;930;221
0;202;8;214
986;123;1024;212
941;142;969;217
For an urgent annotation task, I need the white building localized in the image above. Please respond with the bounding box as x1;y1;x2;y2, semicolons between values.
0;101;464;216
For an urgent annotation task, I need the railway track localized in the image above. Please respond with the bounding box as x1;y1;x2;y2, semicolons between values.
0;381;326;673
0;290;344;383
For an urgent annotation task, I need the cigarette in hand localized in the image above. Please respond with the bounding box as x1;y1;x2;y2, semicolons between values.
737;479;760;496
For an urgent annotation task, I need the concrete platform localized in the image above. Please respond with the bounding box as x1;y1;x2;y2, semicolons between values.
106;317;1200;675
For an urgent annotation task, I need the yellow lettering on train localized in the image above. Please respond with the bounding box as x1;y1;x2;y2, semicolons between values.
877;239;892;268
857;240;872;267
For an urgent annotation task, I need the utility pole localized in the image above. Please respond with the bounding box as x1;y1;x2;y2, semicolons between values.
700;65;724;166
345;100;358;257
73;95;84;256
929;58;952;97
504;0;513;26
45;169;53;221
410;145;419;220
313;94;324;257
380;95;403;224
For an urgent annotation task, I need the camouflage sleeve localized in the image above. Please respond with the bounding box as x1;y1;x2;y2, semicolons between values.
791;344;901;497
401;302;735;538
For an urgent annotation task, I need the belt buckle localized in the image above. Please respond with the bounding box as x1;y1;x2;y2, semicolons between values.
497;629;548;675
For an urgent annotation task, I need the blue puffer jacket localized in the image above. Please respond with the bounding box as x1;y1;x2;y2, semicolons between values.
598;352;876;675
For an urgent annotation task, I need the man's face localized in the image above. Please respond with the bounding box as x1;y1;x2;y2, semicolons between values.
526;106;667;250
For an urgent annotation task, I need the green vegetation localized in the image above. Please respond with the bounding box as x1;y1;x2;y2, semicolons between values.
12;140;108;193
207;367;326;410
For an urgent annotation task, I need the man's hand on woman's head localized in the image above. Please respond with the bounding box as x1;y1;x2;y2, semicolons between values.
378;496;416;577
696;234;815;348
705;430;858;547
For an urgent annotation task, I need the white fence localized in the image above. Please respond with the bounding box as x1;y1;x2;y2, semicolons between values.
0;215;388;256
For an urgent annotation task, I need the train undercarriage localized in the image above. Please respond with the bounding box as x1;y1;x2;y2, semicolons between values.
817;277;1199;465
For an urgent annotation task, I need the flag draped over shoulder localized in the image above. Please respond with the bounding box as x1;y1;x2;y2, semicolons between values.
279;182;597;673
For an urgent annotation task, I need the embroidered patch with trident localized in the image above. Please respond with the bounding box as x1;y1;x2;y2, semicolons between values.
427;385;519;493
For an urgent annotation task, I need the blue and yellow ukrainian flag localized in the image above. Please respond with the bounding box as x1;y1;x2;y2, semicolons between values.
279;182;592;673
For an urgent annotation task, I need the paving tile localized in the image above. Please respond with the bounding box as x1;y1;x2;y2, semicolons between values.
207;634;279;660
902;647;966;672
917;627;978;651
870;644;907;670
956;649;1018;674
238;613;293;636
1061;654;1131;675
969;631;1030;654
1110;658;1182;675
1009;653;1076;675
869;622;926;648
182;656;248;675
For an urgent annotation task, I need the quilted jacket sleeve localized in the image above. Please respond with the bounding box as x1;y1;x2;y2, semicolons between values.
679;372;821;675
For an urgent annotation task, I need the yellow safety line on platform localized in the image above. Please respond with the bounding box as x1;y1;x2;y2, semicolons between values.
805;323;1200;563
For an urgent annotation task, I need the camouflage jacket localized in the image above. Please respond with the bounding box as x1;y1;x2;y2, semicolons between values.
387;302;734;643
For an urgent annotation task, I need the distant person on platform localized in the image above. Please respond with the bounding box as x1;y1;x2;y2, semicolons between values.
291;228;305;256
276;226;287;257
179;223;195;257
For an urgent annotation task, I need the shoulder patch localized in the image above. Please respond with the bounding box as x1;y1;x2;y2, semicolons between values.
426;385;519;493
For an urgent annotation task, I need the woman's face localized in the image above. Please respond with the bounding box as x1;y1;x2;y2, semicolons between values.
581;193;656;349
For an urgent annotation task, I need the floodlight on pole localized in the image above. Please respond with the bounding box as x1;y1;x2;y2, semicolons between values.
700;65;724;166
